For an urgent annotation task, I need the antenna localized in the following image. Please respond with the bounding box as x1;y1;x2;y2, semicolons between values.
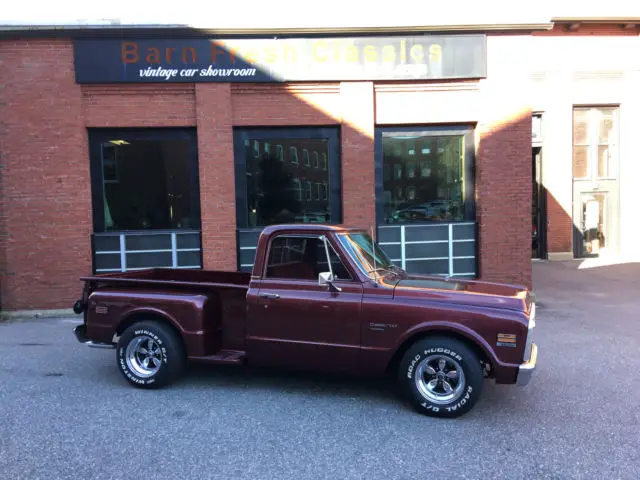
370;226;378;286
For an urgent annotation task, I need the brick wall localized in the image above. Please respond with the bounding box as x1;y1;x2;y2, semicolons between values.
231;84;342;125
546;193;573;253
83;85;196;127
0;39;92;311
476;110;533;288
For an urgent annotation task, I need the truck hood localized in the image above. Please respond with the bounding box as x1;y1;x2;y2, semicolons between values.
391;273;532;313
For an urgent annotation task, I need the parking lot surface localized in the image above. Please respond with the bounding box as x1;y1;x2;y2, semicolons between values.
1;260;639;480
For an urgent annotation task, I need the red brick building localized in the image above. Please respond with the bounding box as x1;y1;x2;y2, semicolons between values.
4;18;631;314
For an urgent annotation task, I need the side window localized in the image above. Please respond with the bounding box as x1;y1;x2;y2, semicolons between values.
265;236;353;281
314;241;353;280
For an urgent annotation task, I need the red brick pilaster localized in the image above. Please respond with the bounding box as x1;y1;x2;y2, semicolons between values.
339;82;376;230
195;84;237;271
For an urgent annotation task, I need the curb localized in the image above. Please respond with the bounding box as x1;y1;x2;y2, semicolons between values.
0;308;76;323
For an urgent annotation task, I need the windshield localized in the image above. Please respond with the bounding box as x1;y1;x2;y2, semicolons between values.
337;232;398;276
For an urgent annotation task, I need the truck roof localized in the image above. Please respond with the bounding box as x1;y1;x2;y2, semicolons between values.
260;224;366;236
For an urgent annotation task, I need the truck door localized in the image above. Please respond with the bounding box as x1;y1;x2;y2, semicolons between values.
246;233;363;374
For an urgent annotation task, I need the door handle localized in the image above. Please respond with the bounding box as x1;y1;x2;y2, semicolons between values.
259;293;280;299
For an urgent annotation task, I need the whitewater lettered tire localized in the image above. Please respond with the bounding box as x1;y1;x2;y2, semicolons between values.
399;336;484;418
116;320;186;389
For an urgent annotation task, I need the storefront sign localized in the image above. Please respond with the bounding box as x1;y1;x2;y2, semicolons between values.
73;35;486;83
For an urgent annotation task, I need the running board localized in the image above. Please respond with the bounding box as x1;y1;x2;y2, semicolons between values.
190;350;247;365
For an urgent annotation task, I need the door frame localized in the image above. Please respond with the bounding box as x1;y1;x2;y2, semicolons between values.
246;232;364;374
532;146;547;259
571;106;621;259
572;183;619;258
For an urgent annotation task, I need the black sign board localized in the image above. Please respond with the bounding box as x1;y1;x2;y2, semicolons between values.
73;35;486;83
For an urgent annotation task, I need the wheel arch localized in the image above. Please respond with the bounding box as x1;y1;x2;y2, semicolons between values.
114;310;186;354
386;328;494;378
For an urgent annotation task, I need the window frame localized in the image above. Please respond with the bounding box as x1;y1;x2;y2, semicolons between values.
233;127;342;229
374;125;476;225
572;105;619;181
262;233;357;282
88;127;201;233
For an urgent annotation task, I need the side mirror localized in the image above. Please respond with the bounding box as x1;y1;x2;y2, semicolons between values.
318;271;334;286
318;271;342;292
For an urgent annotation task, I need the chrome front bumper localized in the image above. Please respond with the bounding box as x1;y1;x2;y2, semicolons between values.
516;342;538;386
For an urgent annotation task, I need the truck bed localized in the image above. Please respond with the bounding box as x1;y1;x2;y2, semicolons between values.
80;268;251;290
79;268;251;356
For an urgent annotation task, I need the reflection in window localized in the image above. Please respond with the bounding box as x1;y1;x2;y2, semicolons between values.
289;146;299;165
407;160;416;178
293;179;302;201
243;137;334;227
572;107;618;180
98;137;197;231
581;192;607;256
382;133;467;224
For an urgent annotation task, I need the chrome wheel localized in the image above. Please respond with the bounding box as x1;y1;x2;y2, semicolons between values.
125;336;162;378
415;355;466;405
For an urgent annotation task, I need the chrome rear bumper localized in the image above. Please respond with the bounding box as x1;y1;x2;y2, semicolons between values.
73;324;115;349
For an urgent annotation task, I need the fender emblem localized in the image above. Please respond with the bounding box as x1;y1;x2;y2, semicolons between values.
95;306;108;315
496;333;516;347
368;322;398;331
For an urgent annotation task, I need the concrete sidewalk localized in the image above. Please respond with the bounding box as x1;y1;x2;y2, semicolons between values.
532;259;640;323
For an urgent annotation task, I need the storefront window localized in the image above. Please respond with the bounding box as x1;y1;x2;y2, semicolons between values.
234;127;341;228
376;127;474;224
89;129;200;232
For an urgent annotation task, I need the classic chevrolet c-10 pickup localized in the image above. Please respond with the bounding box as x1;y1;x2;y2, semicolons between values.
73;224;537;418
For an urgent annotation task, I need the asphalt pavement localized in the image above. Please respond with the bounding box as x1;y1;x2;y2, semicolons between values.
1;260;639;480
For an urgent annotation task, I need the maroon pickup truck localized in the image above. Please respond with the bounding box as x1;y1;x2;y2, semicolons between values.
72;224;537;418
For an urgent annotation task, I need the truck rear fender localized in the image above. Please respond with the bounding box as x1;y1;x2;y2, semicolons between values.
114;308;184;339
95;291;220;357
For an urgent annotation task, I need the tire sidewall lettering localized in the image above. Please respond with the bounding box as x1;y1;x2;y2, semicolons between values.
118;329;169;384
405;344;476;414
406;348;465;380
445;386;474;412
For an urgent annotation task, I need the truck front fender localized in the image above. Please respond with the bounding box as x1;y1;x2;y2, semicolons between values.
388;321;508;374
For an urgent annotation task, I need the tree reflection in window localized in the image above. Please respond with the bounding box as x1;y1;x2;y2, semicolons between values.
244;138;333;226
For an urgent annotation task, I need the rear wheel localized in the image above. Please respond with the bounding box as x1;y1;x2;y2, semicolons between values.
398;336;484;418
116;320;186;389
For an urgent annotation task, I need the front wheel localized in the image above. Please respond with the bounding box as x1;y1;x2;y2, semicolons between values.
116;320;186;389
398;336;484;418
